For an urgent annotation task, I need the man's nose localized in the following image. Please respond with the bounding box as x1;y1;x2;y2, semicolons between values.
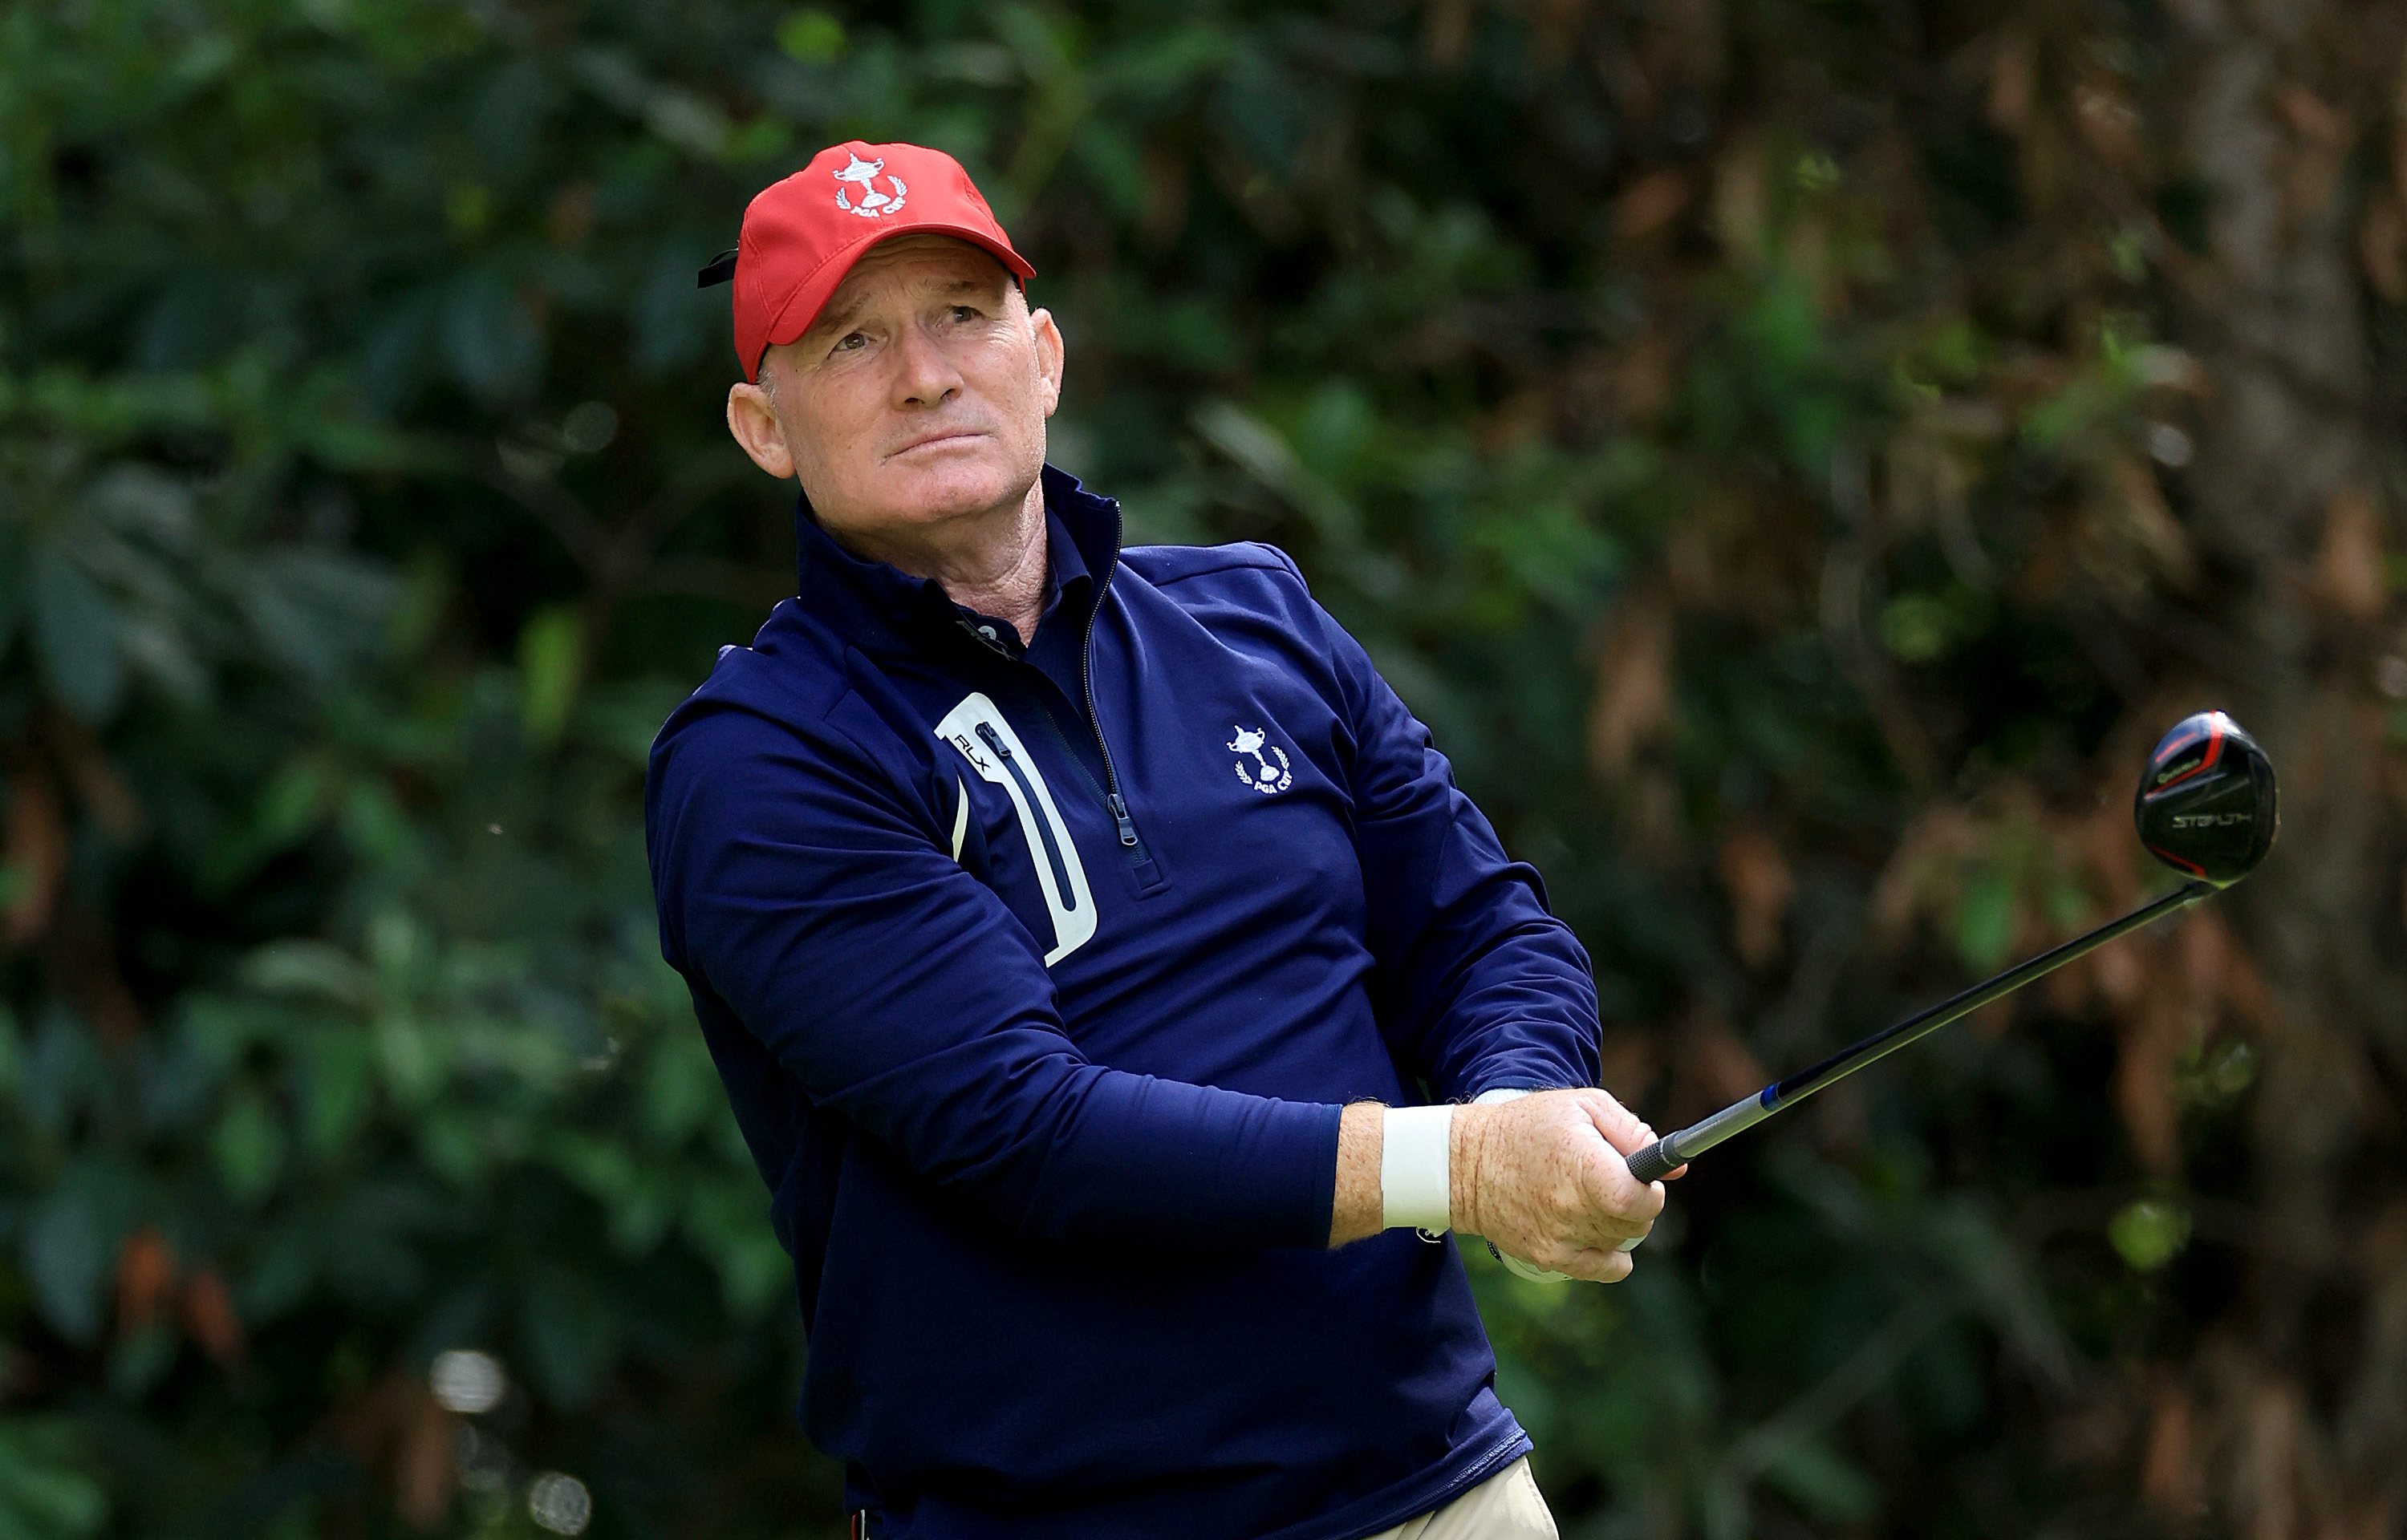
892;321;964;407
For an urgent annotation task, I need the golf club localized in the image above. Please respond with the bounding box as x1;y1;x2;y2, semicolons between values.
1621;711;2278;1187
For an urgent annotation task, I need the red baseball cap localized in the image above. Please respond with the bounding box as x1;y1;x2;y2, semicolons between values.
698;140;1036;382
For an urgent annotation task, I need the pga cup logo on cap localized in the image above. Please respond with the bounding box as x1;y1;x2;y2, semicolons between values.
833;152;907;218
702;140;1037;381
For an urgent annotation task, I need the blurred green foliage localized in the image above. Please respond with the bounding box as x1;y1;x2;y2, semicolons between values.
3;0;2393;1537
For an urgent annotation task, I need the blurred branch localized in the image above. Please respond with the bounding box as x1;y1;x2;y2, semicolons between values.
462;439;768;626
641;554;795;610
1706;1290;1964;1535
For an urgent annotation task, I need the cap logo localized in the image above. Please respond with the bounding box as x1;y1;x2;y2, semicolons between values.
833;152;907;219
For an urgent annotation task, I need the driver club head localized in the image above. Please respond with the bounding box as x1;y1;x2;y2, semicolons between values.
2135;711;2278;887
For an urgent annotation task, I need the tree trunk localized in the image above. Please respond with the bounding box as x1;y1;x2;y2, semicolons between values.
2173;2;2407;1531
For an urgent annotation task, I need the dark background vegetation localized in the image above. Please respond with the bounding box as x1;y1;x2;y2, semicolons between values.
4;0;2405;1534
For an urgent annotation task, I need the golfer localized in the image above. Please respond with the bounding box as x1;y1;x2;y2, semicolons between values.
647;140;1672;1540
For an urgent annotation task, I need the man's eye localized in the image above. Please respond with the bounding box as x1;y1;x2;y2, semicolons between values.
832;333;867;355
950;306;980;322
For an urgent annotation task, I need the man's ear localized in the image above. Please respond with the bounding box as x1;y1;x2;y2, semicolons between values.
1029;307;1065;420
727;378;795;480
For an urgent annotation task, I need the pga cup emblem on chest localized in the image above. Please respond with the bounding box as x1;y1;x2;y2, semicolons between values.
833;152;907;218
1228;725;1293;794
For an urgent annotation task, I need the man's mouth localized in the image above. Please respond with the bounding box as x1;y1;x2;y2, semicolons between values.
890;428;987;458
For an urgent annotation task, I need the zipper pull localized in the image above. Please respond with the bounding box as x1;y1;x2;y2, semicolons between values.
976;722;1013;760
1107;793;1139;848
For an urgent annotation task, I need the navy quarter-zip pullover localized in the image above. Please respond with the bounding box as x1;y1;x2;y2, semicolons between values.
645;468;1602;1540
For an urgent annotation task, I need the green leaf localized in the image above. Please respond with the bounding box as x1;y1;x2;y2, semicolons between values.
213;1088;287;1205
106;1320;177;1402
2109;1199;2192;1271
1954;871;2017;974
442;274;542;402
29;546;124;722
243;941;371;1006
0;1418;108;1539
777;7;845;63
1760;1435;1879;1524
640;1035;720;1145
518;605;584;749
301;1031;376;1159
518;1267;620;1408
0;1003;22;1099
22;1193;107;1343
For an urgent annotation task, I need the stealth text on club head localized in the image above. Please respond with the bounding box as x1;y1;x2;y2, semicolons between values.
2134;711;2279;888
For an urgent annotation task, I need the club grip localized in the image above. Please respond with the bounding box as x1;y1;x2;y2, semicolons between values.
1626;1137;1679;1184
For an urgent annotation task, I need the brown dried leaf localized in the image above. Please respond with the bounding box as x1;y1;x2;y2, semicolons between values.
2235;1380;2304;1540
1612;330;1680;428
1869;807;1978;942
546;182;594;249
2282;87;2350;148
1808;1075;1863;1153
1711;138;1766;257
2050;1391;2129;1465
1654;0;1723;85
1971;994;2017;1039
1423;0;1475;67
115;1229;177;1335
2316;487;2387;621
43;709;144;841
1140;140;1190;249
2361;193;2407;303
2143;1380;2204;1517
181;1266;246;1367
2082;796;2141;913
1527;0;1591;59
1987;31;2032;136
1477;391;1552;456
1614;170;1691;243
3;773;67;945
1597;1032;1658;1106
1719;829;1794;967
2074;81;2144;168
2105;455;2199;591
1682;1008;1768;1110
1587;592;1674;777
2092;924;2148;1006
2355;1202;2407;1286
395;1393;457;1530
2117;995;2188;1175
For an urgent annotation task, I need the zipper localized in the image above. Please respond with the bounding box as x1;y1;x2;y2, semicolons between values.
951;528;1147;860
1080;505;1144;853
975;722;1078;909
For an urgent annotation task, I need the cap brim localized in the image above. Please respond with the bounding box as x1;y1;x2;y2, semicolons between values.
751;221;1037;379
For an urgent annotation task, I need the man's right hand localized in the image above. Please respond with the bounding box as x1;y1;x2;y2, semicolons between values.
1450;1089;1672;1283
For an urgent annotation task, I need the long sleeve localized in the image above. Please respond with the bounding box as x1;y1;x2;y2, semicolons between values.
1306;596;1603;1101
647;699;1341;1250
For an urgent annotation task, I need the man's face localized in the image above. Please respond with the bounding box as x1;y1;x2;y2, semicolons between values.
725;234;1063;557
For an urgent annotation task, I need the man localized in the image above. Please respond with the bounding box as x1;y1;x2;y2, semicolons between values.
648;140;1676;1540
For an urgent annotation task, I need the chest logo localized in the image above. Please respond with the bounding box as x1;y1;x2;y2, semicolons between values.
833;152;907;218
1228;725;1293;794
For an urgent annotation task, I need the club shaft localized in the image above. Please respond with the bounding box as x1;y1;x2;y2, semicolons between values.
1624;881;2214;1183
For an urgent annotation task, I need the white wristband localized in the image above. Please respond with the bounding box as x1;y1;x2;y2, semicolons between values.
1379;1105;1454;1233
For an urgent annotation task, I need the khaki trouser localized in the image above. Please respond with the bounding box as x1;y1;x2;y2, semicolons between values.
1365;1457;1558;1540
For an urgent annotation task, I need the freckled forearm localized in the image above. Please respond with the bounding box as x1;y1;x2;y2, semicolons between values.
1329;1101;1383;1246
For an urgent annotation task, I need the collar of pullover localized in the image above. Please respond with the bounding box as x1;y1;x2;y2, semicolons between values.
791;464;1122;650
